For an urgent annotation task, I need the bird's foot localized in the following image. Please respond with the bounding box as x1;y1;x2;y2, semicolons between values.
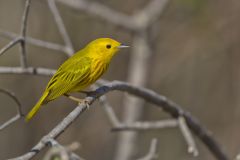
64;94;90;109
78;99;91;110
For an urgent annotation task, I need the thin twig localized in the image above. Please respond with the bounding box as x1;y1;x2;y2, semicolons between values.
0;38;21;56
136;138;159;160
48;0;74;56
0;88;22;115
90;83;121;126
43;139;84;160
178;116;199;157
57;0;136;30
132;0;170;30
98;89;177;132
0;66;55;76
0;30;68;53
112;119;178;131
0;114;21;131
114;31;150;160
19;0;31;68
9;103;88;160
99;96;121;126
0;88;23;131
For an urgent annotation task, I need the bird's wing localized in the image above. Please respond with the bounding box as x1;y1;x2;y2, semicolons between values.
45;56;92;101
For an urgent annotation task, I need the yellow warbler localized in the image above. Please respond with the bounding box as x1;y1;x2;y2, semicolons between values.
26;38;129;121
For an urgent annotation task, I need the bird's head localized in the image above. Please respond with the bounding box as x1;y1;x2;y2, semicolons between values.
86;38;129;59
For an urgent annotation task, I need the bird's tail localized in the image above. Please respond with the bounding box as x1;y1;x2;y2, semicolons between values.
25;91;49;122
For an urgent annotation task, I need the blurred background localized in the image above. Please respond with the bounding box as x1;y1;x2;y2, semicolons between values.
0;0;240;159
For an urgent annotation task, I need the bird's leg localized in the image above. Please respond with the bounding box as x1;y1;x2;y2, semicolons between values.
64;94;90;109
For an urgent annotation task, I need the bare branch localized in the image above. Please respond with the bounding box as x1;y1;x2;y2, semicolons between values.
132;0;170;30
94;81;228;160
43;139;84;160
137;138;158;160
56;0;135;30
0;114;21;131
112;119;178;131
9;81;228;160
0;30;68;53
98;88;177;131
0;88;23;131
115;32;150;160
19;0;31;68
9;103;88;160
0;66;55;76
57;0;170;32
99;96;121;126
48;0;74;56
0;38;21;56
178;116;199;157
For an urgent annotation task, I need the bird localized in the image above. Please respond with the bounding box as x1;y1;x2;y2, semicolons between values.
25;38;129;121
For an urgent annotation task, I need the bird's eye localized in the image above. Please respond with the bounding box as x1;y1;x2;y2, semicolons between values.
106;44;111;49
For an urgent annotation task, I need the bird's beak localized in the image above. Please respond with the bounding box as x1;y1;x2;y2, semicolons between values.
118;44;130;49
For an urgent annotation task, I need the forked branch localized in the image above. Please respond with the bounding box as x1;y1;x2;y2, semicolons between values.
8;81;228;160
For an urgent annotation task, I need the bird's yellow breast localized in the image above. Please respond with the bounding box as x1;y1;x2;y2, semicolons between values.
69;58;109;92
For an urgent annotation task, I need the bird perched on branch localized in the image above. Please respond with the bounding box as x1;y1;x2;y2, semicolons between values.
25;38;129;121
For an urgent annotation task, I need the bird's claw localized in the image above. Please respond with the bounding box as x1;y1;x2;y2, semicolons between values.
78;99;90;110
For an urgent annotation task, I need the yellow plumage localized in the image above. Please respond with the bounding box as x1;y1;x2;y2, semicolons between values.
26;38;128;121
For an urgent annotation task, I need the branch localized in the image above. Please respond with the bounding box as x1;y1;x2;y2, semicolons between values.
95;81;229;160
0;38;21;56
97;85;177;131
0;30;68;54
57;0;171;31
99;95;121;126
178;116;199;157
48;0;74;56
136;138;158;160
9;81;228;160
43;139;84;160
112;119;177;131
57;0;136;30
19;0;31;68
0;66;55;76
0;88;23;131
132;0;170;30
